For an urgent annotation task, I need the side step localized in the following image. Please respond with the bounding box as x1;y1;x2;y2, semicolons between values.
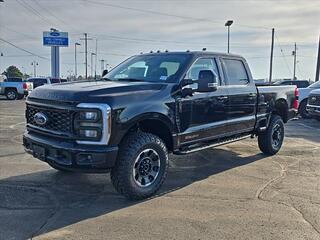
175;134;252;155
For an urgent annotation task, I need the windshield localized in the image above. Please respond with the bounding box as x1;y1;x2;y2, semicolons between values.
309;81;320;88
105;54;192;83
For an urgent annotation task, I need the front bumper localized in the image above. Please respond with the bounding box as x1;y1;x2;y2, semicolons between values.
23;132;118;173
306;105;320;118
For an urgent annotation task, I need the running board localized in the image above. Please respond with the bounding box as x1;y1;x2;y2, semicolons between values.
175;134;252;155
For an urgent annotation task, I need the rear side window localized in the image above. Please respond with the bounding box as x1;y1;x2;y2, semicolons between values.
223;59;249;85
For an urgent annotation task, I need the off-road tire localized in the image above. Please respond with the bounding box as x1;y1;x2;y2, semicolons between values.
258;115;284;155
111;132;169;200
299;99;310;119
5;89;18;100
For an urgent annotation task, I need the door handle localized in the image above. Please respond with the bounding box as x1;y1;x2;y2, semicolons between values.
217;96;228;101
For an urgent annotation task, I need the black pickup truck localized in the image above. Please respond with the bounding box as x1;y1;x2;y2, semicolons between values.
23;51;298;199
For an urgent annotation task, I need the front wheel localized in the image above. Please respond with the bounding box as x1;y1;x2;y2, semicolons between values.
111;132;169;200
258;115;284;155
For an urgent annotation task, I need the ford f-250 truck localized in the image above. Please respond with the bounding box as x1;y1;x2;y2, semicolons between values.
23;51;298;200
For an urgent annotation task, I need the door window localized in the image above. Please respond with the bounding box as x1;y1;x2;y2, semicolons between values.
223;59;249;85
186;58;219;89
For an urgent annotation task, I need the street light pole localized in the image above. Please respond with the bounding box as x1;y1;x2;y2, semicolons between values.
90;52;96;78
31;61;38;77
74;42;80;79
225;20;233;53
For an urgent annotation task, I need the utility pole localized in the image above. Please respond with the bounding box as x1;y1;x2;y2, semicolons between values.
292;43;297;80
90;52;96;78
31;61;38;77
80;33;92;79
316;35;320;82
100;59;105;74
269;28;275;84
74;42;80;79
95;38;98;79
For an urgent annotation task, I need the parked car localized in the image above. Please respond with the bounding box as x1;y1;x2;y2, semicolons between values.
23;51;298;200
0;76;33;100
306;89;320;121
298;81;320;118
273;79;312;88
26;77;61;89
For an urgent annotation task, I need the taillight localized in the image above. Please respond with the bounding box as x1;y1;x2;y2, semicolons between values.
23;83;27;90
294;87;299;110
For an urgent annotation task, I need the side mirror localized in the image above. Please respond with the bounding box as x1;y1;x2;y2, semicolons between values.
102;69;109;77
196;70;218;92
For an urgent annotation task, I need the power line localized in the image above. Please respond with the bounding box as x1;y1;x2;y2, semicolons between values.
15;0;56;26
275;35;292;76
0;38;49;60
84;0;270;30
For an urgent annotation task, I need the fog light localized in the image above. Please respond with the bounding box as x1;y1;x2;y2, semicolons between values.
79;129;98;138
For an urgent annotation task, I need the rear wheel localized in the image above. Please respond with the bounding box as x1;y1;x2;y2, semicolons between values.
299;99;310;119
5;89;18;100
111;132;169;200
258;115;284;155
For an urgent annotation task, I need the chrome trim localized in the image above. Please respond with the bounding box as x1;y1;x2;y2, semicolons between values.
76;103;111;145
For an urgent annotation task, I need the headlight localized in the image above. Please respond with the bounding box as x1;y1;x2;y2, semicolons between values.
80;111;99;121
75;103;111;145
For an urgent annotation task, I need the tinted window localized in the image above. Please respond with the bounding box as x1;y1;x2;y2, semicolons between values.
5;78;23;82
295;81;309;88
309;81;320;89
50;78;61;84
186;58;219;81
223;59;249;85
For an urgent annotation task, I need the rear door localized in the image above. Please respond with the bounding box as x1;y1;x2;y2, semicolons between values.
221;58;257;134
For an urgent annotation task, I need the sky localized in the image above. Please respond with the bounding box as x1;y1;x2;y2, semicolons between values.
0;0;319;80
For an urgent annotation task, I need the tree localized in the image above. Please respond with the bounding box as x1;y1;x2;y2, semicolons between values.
2;65;23;78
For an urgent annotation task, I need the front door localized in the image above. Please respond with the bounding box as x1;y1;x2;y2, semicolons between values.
178;58;229;145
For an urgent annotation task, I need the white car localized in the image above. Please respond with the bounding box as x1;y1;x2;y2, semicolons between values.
298;81;320;118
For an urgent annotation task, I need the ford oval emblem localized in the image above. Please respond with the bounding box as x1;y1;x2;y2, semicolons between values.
34;112;48;126
311;96;317;101
50;32;60;36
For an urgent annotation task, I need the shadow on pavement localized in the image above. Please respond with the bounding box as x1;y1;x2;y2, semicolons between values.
0;148;267;239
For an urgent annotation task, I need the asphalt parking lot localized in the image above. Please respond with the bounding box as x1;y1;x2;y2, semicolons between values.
0;98;320;240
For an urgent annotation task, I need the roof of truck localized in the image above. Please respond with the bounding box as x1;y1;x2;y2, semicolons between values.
139;51;244;58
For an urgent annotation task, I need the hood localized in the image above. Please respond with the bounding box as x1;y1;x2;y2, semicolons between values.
310;89;320;96
28;80;168;107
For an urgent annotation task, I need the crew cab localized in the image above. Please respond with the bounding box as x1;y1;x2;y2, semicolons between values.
23;51;298;200
0;77;33;100
307;89;320;121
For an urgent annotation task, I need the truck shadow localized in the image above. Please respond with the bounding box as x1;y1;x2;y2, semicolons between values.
0;148;267;239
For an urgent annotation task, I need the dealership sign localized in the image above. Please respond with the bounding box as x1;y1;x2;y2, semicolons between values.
43;31;68;47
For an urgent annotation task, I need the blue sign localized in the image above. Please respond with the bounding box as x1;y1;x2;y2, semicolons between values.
43;31;68;47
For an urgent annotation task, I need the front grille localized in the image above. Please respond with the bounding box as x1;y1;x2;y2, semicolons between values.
26;104;74;135
308;95;320;106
